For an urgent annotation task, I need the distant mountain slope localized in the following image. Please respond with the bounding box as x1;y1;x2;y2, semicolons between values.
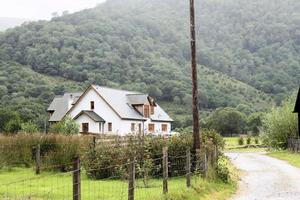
0;61;84;124
0;0;298;127
0;17;28;31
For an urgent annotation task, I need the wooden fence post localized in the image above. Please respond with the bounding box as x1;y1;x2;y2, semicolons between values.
204;151;208;179
35;144;41;175
73;156;81;200
128;157;135;200
163;147;168;194
186;149;191;188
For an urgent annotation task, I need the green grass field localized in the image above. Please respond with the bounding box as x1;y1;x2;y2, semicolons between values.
267;151;300;168
0;168;236;200
223;137;267;153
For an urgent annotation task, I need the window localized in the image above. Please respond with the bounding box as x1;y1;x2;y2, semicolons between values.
162;124;168;132
144;105;150;118
90;101;94;110
82;123;89;133
131;123;135;132
108;122;112;132
150;106;155;115
148;124;155;132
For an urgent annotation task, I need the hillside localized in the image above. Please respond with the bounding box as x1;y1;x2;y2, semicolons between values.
0;0;299;127
0;17;28;31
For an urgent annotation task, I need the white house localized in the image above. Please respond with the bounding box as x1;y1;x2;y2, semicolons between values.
47;85;173;135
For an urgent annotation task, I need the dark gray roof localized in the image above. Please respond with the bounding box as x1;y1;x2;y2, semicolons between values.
48;93;82;122
93;86;146;120
74;111;105;122
127;94;148;105
294;87;300;113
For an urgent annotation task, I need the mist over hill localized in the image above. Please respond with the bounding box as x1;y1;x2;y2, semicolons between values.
0;17;29;31
0;0;299;127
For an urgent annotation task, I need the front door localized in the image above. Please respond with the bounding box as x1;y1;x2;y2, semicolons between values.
82;123;89;133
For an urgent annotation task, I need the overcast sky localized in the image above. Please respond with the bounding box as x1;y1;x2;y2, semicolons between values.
0;0;106;20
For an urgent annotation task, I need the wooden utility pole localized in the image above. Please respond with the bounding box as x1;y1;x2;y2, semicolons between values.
189;0;201;152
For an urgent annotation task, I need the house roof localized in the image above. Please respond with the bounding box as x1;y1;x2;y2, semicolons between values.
54;85;173;122
294;87;300;113
47;93;82;122
93;85;146;120
74;111;105;122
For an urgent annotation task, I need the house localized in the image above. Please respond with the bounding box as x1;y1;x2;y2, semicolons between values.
47;85;173;135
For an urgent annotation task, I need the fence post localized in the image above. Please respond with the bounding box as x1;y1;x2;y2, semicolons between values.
186;149;191;188
35;144;41;175
128;157;135;200
204;151;208;179
73;156;81;200
163;147;168;194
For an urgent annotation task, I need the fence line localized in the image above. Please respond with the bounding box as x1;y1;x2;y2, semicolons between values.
0;143;219;200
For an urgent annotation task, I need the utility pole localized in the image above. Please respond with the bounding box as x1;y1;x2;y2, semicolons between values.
189;0;201;152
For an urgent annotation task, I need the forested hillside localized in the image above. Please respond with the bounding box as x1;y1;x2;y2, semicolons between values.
0;0;299;129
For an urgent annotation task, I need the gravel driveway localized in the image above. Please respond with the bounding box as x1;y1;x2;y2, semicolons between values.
227;152;300;200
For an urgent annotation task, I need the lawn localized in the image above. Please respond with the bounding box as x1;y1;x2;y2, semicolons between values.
0;168;236;200
267;150;300;168
223;137;267;153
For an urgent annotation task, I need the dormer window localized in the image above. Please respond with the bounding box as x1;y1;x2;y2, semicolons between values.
90;101;94;110
144;105;150;118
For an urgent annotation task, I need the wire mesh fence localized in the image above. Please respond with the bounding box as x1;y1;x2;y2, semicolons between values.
0;142;219;200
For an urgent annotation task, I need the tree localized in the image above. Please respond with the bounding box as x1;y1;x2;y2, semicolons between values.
247;112;263;135
0;109;21;133
262;94;298;148
21;121;39;134
50;116;79;135
206;107;247;136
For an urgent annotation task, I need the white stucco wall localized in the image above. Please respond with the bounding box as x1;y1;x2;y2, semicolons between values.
144;119;172;135
75;114;100;134
68;88;147;135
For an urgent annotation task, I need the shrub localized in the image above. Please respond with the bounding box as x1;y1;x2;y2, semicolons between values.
238;136;244;145
216;156;231;183
246;136;251;145
262;94;298;148
254;137;259;144
50;116;79;135
0;134;89;170
21;121;39;134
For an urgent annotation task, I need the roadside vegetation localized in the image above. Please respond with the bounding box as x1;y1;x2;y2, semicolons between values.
0;130;237;199
267;151;300;168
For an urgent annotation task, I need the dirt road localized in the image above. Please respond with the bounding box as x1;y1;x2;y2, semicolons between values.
227;152;300;200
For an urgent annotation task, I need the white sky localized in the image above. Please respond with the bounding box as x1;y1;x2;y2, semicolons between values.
0;0;106;20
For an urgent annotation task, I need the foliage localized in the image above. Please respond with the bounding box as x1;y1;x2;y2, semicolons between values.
50;116;79;135
206;108;247;136
262;94;298;148
246;137;251;145
21;121;39;134
238;137;244;146
215;156;231;183
2;0;296;128
247;112;263;135
0;134;88;170
254;137;259;144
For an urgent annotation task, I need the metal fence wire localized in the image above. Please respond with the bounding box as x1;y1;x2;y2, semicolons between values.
0;146;218;200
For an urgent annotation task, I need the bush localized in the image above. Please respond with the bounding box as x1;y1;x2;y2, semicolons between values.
238;136;244;145
50;116;79;135
216;156;231;183
246;136;251;145
262;94;298;148
21;121;39;134
0;134;89;170
254;137;259;144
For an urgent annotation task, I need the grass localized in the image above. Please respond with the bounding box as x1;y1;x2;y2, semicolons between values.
223;137;267;153
0;168;236;200
267;150;300;168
